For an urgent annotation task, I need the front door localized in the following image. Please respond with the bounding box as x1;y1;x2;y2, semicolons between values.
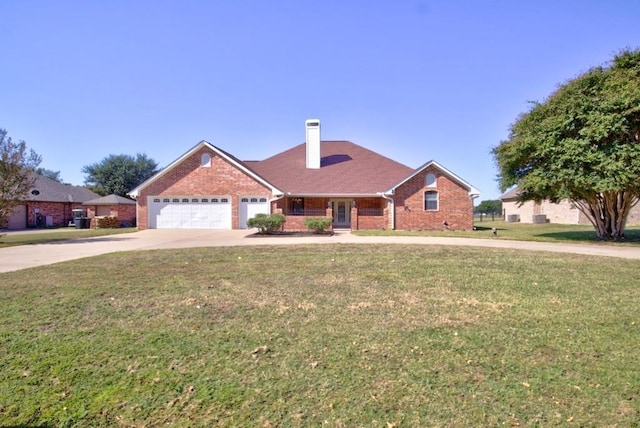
332;199;351;228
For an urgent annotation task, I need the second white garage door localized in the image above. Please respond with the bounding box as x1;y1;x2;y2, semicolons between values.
149;196;232;229
239;197;270;229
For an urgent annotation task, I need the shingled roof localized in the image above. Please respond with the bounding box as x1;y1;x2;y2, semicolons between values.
83;194;136;205
28;174;99;203
246;141;413;196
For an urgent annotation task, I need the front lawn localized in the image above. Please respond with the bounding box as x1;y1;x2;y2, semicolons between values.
0;227;137;248
355;220;640;244
1;244;638;426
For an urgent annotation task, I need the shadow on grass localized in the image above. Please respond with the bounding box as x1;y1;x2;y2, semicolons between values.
537;229;640;243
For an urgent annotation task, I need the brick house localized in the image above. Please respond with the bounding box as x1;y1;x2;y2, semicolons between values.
129;120;480;231
501;186;640;225
5;174;100;229
83;194;137;228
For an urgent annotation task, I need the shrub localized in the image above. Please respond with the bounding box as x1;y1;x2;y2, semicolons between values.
304;217;332;234
247;213;286;234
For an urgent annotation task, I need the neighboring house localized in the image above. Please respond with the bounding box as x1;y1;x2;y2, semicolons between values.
83;194;137;227
5;174;100;229
501;187;640;225
129;120;480;231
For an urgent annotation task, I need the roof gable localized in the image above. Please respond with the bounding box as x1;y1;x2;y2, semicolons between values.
388;160;481;196
248;141;413;195
129;140;282;197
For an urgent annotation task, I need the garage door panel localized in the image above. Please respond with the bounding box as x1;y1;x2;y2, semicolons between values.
149;197;231;229
239;197;270;229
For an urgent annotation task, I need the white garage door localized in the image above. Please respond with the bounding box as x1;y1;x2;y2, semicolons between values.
239;197;270;229
149;196;232;229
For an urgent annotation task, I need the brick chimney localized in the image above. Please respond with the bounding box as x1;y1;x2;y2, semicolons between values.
305;119;321;169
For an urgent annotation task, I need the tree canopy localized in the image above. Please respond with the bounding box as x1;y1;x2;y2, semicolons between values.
0;129;42;229
492;49;640;240
35;167;63;183
82;153;159;197
475;199;502;214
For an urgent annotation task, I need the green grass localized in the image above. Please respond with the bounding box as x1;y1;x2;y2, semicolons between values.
1;244;639;426
0;227;137;248
356;220;640;244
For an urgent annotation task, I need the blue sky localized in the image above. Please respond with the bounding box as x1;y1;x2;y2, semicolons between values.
2;1;639;201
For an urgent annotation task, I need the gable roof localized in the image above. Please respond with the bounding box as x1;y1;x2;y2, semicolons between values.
28;174;100;203
129;140;282;197
247;141;413;196
83;194;136;205
500;186;520;201
387;160;481;196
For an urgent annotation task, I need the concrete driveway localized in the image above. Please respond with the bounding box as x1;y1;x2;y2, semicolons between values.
1;229;639;273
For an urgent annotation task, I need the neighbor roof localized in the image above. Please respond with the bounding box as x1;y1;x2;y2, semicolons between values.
28;174;99;203
83;194;136;205
500;186;520;201
246;141;413;196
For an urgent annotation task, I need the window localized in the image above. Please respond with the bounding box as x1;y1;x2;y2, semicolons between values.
221;198;229;203
153;198;161;203
182;198;189;203
212;198;219;203
201;153;211;167
250;198;258;202
172;198;180;203
260;198;267;203
201;198;209;203
191;198;199;203
241;198;249;203
163;198;170;203
424;191;438;211
426;173;437;187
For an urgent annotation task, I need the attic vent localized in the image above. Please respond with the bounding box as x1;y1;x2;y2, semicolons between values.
31;189;40;196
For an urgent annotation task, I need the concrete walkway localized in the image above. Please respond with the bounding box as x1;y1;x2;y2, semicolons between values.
1;229;639;273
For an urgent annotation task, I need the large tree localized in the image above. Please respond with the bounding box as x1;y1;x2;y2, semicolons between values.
83;153;159;197
0;129;42;228
492;49;640;240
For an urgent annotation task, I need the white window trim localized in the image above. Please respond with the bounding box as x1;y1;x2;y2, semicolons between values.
424;190;439;211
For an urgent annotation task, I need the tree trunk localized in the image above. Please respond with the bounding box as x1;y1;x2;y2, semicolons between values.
575;191;638;240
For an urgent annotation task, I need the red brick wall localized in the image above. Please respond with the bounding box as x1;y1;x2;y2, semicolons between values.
352;198;386;230
393;168;474;231
86;205;137;227
26;202;80;228
136;147;271;229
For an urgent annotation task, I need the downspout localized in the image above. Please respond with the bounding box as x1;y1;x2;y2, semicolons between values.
379;192;395;230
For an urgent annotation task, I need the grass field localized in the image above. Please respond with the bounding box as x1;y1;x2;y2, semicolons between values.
356;220;640;244
1;244;639;426
0;228;137;248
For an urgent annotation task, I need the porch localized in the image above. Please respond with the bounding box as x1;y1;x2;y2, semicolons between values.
273;196;388;231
